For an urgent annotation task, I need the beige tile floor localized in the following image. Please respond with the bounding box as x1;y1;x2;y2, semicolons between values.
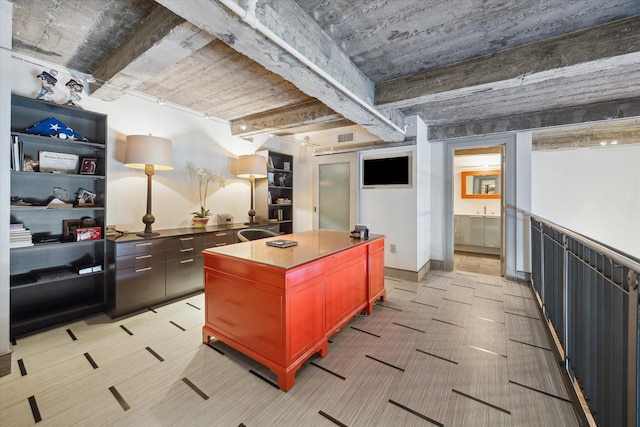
0;270;582;426
454;252;501;276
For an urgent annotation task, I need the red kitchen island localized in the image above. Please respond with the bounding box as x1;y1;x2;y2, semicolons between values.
202;229;385;391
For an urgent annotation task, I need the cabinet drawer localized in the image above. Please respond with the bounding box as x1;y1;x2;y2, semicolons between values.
166;235;204;261
115;239;165;257
116;252;164;270
166;257;204;297
205;230;237;248
114;264;166;313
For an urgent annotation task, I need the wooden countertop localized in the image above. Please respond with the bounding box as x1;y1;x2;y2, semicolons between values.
203;229;383;269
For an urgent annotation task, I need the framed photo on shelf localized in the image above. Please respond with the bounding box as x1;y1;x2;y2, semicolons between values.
79;157;97;175
76;188;96;207
268;156;274;169
62;219;81;241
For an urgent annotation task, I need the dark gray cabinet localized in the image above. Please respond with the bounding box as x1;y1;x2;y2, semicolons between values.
108;239;166;317
166;235;204;297
9;94;107;338
107;224;276;317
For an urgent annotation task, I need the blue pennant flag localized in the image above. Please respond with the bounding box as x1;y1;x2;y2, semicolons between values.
24;117;88;141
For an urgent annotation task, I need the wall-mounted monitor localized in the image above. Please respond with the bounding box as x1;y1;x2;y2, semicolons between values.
362;153;411;187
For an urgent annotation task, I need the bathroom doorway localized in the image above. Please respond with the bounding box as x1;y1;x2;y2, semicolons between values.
453;145;504;277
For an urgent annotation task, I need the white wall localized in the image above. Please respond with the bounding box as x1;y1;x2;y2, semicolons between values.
429;141;446;262
359;145;418;272
532;143;640;257
0;0;13;364
413;116;431;271
9;56;300;233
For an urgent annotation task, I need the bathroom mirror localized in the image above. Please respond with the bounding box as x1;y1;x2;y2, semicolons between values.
461;170;501;199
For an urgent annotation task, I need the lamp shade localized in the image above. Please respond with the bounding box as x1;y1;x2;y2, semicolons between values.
237;154;267;178
124;135;174;170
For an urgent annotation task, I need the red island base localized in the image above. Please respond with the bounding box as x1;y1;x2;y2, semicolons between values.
201;230;385;391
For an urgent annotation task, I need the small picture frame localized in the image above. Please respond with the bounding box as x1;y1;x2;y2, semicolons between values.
79;157;97;175
283;161;290;171
268;157;274;169
62;219;81;241
76;188;96;207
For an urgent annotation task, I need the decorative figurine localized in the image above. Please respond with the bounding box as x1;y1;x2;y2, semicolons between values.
36;70;58;101
65;79;84;108
65;79;83;104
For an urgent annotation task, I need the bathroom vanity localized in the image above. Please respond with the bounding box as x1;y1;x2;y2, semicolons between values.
454;214;501;255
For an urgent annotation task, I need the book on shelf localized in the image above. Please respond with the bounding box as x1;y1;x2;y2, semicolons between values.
71;254;102;274
35;267;76;281
10;226;33;247
10;272;38;287
11;135;22;171
9;240;34;248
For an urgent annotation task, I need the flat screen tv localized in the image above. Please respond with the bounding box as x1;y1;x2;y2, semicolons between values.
362;154;411;187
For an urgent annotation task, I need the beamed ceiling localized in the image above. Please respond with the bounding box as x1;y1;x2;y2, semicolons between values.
10;0;640;150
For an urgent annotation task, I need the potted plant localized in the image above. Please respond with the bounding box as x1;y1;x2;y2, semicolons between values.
191;166;225;228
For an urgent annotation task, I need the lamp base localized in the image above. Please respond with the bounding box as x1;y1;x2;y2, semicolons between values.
136;231;160;238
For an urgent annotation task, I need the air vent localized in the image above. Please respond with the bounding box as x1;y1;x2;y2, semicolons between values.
337;132;354;143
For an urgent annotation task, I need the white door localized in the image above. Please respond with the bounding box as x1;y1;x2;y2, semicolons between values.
313;152;358;231
319;163;350;230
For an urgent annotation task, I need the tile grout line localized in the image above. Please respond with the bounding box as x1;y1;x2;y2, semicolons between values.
109;386;130;411
28;396;42;423
452;389;511;414
388;399;444;426
318;410;348;427
509;380;572;403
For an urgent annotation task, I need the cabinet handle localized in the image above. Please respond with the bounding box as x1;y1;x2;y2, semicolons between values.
180;248;194;252
135;267;152;273
215;232;228;237
135;242;153;247
135;254;152;260
180;258;194;264
180;237;194;241
215;243;227;247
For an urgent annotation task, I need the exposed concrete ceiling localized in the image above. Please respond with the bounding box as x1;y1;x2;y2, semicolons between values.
10;0;640;149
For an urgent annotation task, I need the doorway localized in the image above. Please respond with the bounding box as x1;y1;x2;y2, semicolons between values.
444;134;517;279
453;147;503;276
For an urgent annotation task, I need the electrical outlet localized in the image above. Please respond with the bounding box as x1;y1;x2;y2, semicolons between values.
389;244;396;253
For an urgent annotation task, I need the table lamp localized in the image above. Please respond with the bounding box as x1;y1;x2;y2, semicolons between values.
237;154;267;225
124;135;174;237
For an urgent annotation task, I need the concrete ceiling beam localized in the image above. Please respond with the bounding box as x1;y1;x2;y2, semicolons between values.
155;0;405;142
428;97;640;140
231;99;353;137
376;16;640;109
91;4;215;101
